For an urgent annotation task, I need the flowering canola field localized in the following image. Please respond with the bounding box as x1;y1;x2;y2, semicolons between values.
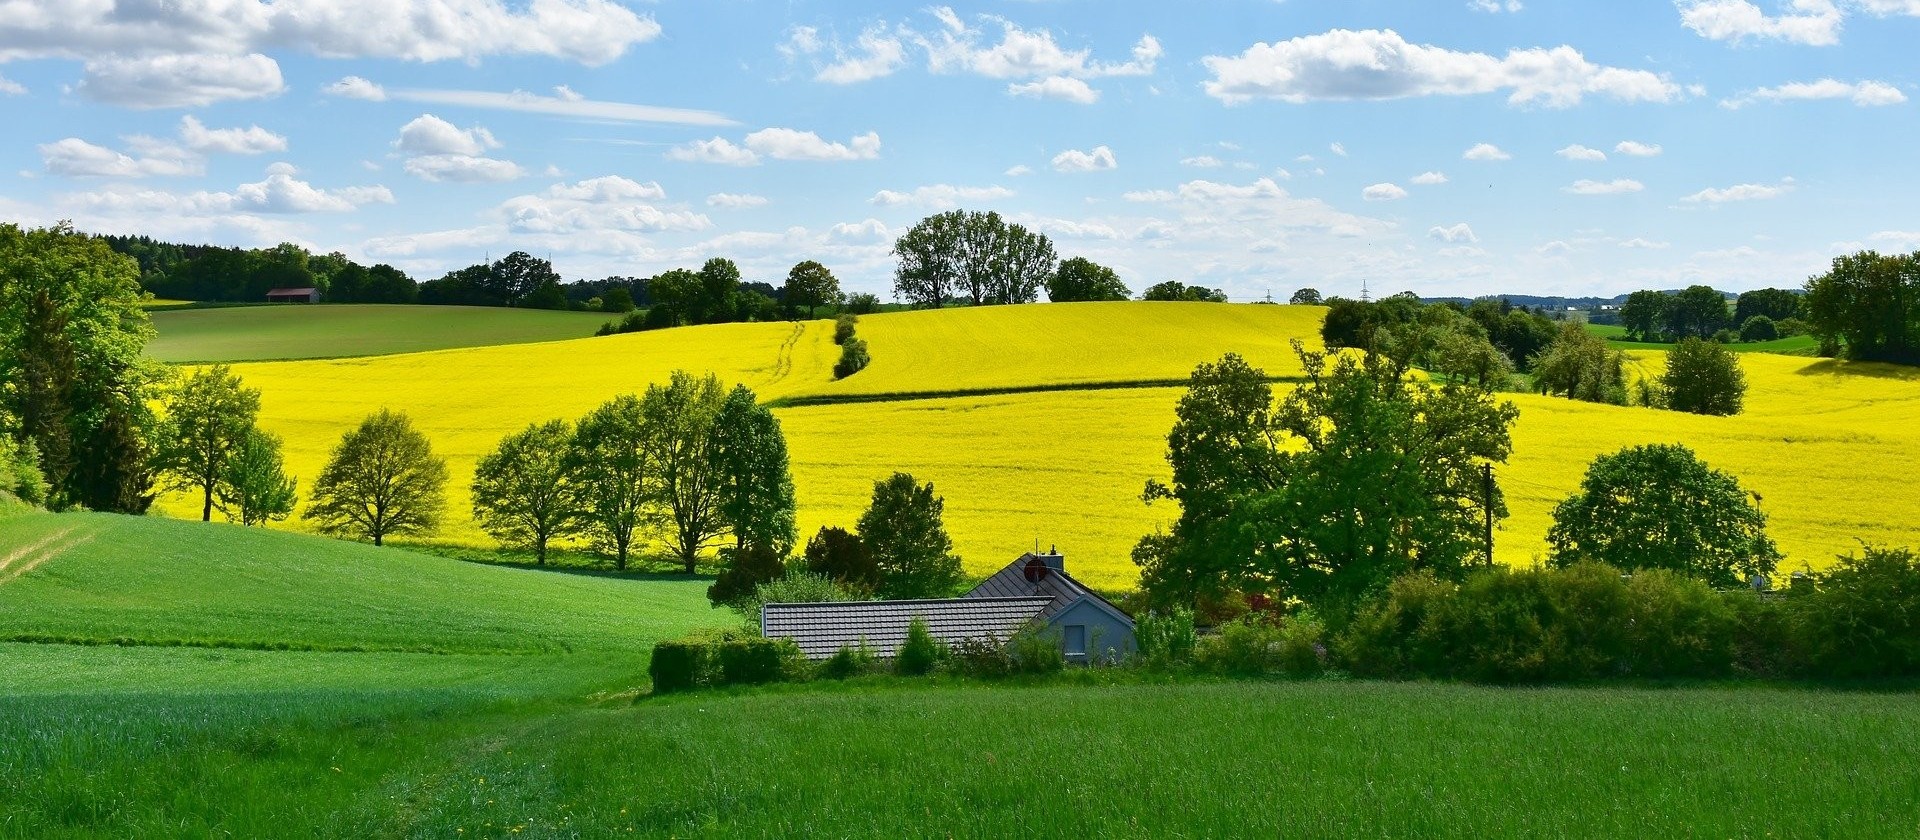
163;303;1920;590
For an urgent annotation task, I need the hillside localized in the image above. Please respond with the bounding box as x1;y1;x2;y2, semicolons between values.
146;304;619;363
152;302;1920;589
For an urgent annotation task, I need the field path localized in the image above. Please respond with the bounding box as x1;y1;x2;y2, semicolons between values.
0;525;95;585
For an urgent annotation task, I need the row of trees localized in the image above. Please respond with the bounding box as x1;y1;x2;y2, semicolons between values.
105;236;417;304
1804;249;1920;364
1618;285;1803;344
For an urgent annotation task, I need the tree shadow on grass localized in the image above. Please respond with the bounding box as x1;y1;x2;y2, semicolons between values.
1793;358;1920;382
395;542;717;582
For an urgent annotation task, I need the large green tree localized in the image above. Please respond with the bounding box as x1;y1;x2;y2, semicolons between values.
1547;444;1778;588
1662;337;1746;416
696;258;742;325
472;419;579;564
1046;257;1130;302
1619;289;1671;341
892;210;1056;307
858;472;964;599
1663;285;1732;340
1734;287;1801;325
802;525;879;595
1138;345;1517;617
156;364;261;521
642;371;728;573
567;395;652;569
304;409;447;546
0;223;161;511
707;384;796;555
216;428;297;526
1803;250;1920;363
782;260;841;318
1531;322;1626;404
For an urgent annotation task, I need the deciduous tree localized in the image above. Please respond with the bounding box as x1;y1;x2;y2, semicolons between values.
216;428;296;526
567;395;652;569
1288;287;1323;305
156;364;261;522
642;371;728;573
858;472;964;599
707;385;796;555
803;525;879;594
305;409;447;546
1548;444;1777;588
472;419;579;564
1046;257;1129;302
1662;337;1746;416
782;260;842;318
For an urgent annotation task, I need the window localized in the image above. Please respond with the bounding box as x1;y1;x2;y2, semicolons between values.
1063;624;1087;656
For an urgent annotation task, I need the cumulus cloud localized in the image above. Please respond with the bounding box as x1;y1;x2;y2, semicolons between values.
1362;183;1408;201
324;75;386;101
39;137;200;178
76;53;285;108
1565;178;1645;194
179;116;286;154
1004;164;1033;176
1009;76;1099;104
923;9;1160;80
1330;142;1348;157
1682;182;1792;202
828;218;891;242
1678;0;1843;46
1411;171;1449;185
668;137;758;166
1620;238;1671;248
744;128;881;161
61;163;392;218
1615;140;1664;156
783;24;910;84
498;175;709;235
1470;0;1525;10
0;75;24;96
1181;156;1225;168
707;192;770;209
1429;223;1478;242
545;176;665;203
395;115;499;156
1464;143;1512;161
1201;29;1682;108
1722;78;1907;108
1051;145;1118;172
870;184;1016;208
403;154;525;183
1557;144;1608;161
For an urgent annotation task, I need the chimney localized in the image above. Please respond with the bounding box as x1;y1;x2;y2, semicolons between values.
1037;548;1064;573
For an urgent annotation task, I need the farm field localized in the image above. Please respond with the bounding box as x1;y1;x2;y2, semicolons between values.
153;302;1920;589
1586;322;1821;355
146;303;619;363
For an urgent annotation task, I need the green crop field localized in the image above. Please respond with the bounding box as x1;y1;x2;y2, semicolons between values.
1585;322;1821;355
146;303;619;363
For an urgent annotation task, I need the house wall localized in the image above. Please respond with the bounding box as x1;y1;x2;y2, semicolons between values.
1046;599;1135;663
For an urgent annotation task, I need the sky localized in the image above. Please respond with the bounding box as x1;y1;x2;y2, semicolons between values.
1;0;1917;301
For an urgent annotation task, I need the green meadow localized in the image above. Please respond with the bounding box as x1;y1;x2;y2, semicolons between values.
1585;322;1821;355
145;304;618;363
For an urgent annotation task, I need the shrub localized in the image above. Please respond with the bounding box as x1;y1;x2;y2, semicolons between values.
719;637;797;685
833;313;858;345
1008;625;1064;675
844;293;881;315
895;616;945;676
834;337;870;379
730;572;860;625
951;635;1012;678
0;436;47;506
1196;615;1286;676
1623;570;1738;678
1336;571;1458;678
1428;563;1631;683
708;543;787;608
1740;315;1778;342
1276;611;1328;677
1662;337;1746;416
649;640;708;694
1775;317;1811;338
1134;608;1197;669
1724;589;1800;679
802;526;878;595
1797;546;1920;678
821;642;879;679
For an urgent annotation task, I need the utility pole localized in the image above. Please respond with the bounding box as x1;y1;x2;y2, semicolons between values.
1482;463;1495;564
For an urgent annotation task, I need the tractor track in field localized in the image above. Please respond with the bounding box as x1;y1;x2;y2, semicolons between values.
0;525;95;585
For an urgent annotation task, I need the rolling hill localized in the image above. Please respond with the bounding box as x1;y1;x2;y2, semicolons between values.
146;303;619;363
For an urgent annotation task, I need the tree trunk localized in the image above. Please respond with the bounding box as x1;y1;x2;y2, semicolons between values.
202;486;213;522
536;534;547;566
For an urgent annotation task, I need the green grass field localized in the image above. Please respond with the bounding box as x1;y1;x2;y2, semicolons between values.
146;304;618;362
1585;322;1821;355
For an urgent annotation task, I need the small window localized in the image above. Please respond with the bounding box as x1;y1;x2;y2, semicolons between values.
1063;624;1087;656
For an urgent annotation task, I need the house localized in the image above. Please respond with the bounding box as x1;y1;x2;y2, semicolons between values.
265;287;320;303
761;551;1136;662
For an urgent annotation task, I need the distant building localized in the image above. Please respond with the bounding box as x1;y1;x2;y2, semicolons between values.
265;287;320;303
761;551;1136;663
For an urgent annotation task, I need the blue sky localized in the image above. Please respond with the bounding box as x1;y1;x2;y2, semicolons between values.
2;0;1916;300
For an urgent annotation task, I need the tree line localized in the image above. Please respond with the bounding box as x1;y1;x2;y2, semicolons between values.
1618;285;1805;344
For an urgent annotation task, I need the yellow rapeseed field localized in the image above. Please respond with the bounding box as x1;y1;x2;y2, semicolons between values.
162;303;1920;591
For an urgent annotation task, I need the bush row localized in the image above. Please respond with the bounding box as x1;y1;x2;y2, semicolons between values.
648;629;805;693
648;618;1070;694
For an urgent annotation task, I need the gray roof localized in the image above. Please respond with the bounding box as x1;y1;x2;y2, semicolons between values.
965;553;1135;628
762;597;1051;660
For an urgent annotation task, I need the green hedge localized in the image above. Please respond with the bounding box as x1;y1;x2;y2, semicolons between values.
649;630;801;694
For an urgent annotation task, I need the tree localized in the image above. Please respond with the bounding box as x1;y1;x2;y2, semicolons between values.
1740;315;1778;342
857;472;964;599
1531;322;1626;404
567;395;652;569
646;268;701;328
1548;444;1778;588
892;210;1057;307
216;428;296;526
472;419;579;564
1803;250;1920;363
1141;281;1228;303
642;371;728;573
803;526;880;594
782;260;842;318
1046;257;1130;302
1138;346;1517;618
695;258;742;325
891;211;962;308
304;409;447;546
1662;337;1746;416
1663;285;1731;340
1619;290;1671;341
600;286;635;313
835;337;870;379
707;385;796;556
1432;330;1515;389
155;364;261;522
708;542;785;607
1288;288;1323;305
491;251;561;306
1735;287;1801;324
0;223;162;511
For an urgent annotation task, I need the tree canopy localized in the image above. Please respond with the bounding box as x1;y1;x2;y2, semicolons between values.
1046;257;1129;302
567;395;652;569
472;419;579;564
1548;444;1778;588
1662;337;1746;416
782;260;841;317
155;364;261;522
858;472;964;599
641;371;728;573
892;210;1057;307
305;409;447;546
1803;250;1920;364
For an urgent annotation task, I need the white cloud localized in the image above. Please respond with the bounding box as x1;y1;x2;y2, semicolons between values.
1008;76;1100;104
498;176;709;235
1051;145;1118;172
546;176;665;203
1362;182;1408;201
0;75;24;96
1201;28;1681;108
707;192;770;209
1678;0;1842;46
324;75;386;101
1615;140;1664;156
404;154;525;183
1470;0;1525;10
1557;144;1608;161
1464;143;1511;161
1429;223;1478;243
1565;178;1645;194
1620;238;1671;249
1411;171;1449;185
1722;78;1907;108
870;184;1016;208
743;128;881;161
1682;182;1792;202
1330;142;1348;156
1004;164;1034;176
667;137;760;166
1438;246;1488;258
76;53;285;108
811;25;910;84
66;163;396;215
552;85;583;102
388;87;733;126
1181;156;1225;168
828;218;892;242
395;114;499;156
39;138;200;178
923;11;1161;80
179;116;286;154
